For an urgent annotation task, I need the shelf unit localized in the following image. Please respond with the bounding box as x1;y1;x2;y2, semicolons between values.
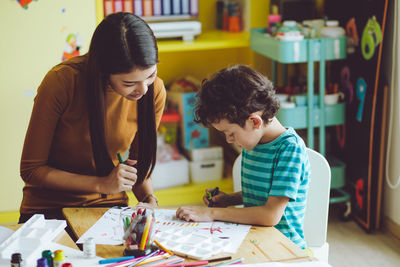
250;28;350;206
251;28;346;155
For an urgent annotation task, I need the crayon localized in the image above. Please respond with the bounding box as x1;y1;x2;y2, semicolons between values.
208;187;219;207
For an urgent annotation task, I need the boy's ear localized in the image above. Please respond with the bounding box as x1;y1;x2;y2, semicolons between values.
249;113;263;129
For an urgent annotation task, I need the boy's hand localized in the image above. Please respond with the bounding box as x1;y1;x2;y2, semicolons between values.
203;188;230;207
176;206;214;222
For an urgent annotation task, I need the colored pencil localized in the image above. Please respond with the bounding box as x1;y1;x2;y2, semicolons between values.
153;240;173;255
128;250;160;267
99;256;135;264
213;257;244;266
156;260;209;267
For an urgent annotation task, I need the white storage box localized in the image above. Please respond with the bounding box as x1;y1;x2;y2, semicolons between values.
187;146;223;161
190;159;223;183
152;156;189;190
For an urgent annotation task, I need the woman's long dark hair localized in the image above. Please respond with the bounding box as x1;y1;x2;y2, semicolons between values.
86;12;158;184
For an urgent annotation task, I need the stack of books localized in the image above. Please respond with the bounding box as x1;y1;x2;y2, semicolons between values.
103;0;199;19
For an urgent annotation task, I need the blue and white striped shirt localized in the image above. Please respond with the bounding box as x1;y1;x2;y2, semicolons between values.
241;127;310;249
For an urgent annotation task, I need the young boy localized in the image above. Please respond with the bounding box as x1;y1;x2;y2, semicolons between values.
176;65;310;249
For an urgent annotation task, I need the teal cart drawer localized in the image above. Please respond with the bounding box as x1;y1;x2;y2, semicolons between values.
250;28;346;63
329;156;346;189
276;103;345;129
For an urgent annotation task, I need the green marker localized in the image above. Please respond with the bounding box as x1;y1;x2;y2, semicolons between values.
117;153;124;164
125;216;130;230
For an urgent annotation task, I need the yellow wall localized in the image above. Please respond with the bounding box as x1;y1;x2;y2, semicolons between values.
0;0;96;222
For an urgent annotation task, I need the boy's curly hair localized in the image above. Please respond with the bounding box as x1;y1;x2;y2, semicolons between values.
194;65;280;127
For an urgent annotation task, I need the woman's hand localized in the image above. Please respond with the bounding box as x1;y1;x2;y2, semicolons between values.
136;193;158;209
99;160;137;194
202;188;230;207
176;206;214;222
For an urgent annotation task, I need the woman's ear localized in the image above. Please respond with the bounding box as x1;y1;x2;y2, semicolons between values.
249;113;263;129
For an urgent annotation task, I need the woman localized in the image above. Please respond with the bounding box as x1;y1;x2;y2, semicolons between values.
19;12;166;223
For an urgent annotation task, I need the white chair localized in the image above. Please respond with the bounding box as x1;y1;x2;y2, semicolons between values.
232;148;331;262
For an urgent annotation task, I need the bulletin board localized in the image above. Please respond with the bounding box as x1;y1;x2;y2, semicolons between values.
325;0;389;231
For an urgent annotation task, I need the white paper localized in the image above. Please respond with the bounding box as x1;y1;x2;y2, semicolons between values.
76;207;125;245
77;208;251;253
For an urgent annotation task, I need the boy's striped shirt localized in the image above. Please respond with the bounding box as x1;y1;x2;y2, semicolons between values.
241;127;310;249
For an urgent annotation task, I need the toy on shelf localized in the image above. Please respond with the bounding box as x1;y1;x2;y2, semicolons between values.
216;0;243;32
168;76;209;150
159;109;180;145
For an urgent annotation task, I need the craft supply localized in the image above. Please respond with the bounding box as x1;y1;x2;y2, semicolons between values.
153;239;173;255
208;256;232;263
10;253;23;267
139;255;183;266
37;257;49;267
139;214;152;250
207;187;219;207
127;250;159;267
42;250;53;267
53;250;65;267
61;264;72;267
99;256;135;264
118;153;124;163
158;256;233;267
83;237;96;258
161;261;209;267
213;257;244;266
124;208;155;255
152;228;229;260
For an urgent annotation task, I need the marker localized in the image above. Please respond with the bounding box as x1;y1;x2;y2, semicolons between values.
117;153;124;164
98;256;135;264
123;216;129;231
139;214;153;250
208;187;219;207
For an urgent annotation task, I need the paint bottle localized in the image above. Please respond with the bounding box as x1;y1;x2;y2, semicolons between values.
83;237;96;258
41;250;53;267
36;258;49;267
61;263;72;267
10;253;23;267
53;250;65;267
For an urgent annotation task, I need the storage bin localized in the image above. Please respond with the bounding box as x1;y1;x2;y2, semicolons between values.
187;146;223;161
250;28;346;63
152;156;189;190
190;159;223;183
276;103;345;129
